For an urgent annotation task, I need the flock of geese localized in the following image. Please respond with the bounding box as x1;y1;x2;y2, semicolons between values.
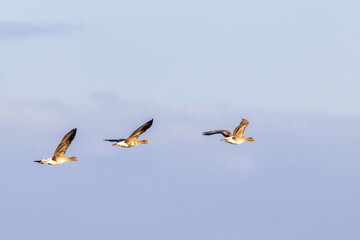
35;118;255;165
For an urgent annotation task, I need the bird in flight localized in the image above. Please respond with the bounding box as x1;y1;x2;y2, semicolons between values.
104;119;153;148
35;128;78;165
203;119;255;144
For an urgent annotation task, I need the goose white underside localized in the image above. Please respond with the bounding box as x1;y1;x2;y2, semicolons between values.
41;157;66;165
222;137;246;145
114;141;134;148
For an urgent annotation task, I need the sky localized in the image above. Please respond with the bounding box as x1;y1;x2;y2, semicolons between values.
1;0;360;239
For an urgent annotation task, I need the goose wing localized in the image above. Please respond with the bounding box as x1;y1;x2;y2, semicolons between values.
104;139;126;142
128;119;153;139
202;130;233;137
233;119;249;137
53;128;77;158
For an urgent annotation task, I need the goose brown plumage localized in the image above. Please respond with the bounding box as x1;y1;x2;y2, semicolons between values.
203;119;255;144
35;128;78;165
104;119;153;148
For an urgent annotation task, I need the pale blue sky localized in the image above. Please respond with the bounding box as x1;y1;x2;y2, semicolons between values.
1;0;359;114
1;1;360;239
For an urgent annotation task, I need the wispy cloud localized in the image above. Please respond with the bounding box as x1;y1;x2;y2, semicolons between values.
1;95;360;174
0;21;79;40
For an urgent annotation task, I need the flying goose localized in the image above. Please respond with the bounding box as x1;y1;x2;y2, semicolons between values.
35;128;78;165
203;119;255;144
104;119;153;148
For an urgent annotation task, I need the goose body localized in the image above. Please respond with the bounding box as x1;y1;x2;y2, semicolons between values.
104;119;153;148
113;140;130;148
112;139;149;148
35;128;78;165
222;137;247;145
203;119;255;145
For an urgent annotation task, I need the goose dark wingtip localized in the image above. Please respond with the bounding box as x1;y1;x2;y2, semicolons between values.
68;128;77;134
148;118;154;126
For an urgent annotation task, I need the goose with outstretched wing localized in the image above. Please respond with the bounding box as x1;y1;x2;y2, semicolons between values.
35;128;78;165
104;119;153;148
203;119;255;145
